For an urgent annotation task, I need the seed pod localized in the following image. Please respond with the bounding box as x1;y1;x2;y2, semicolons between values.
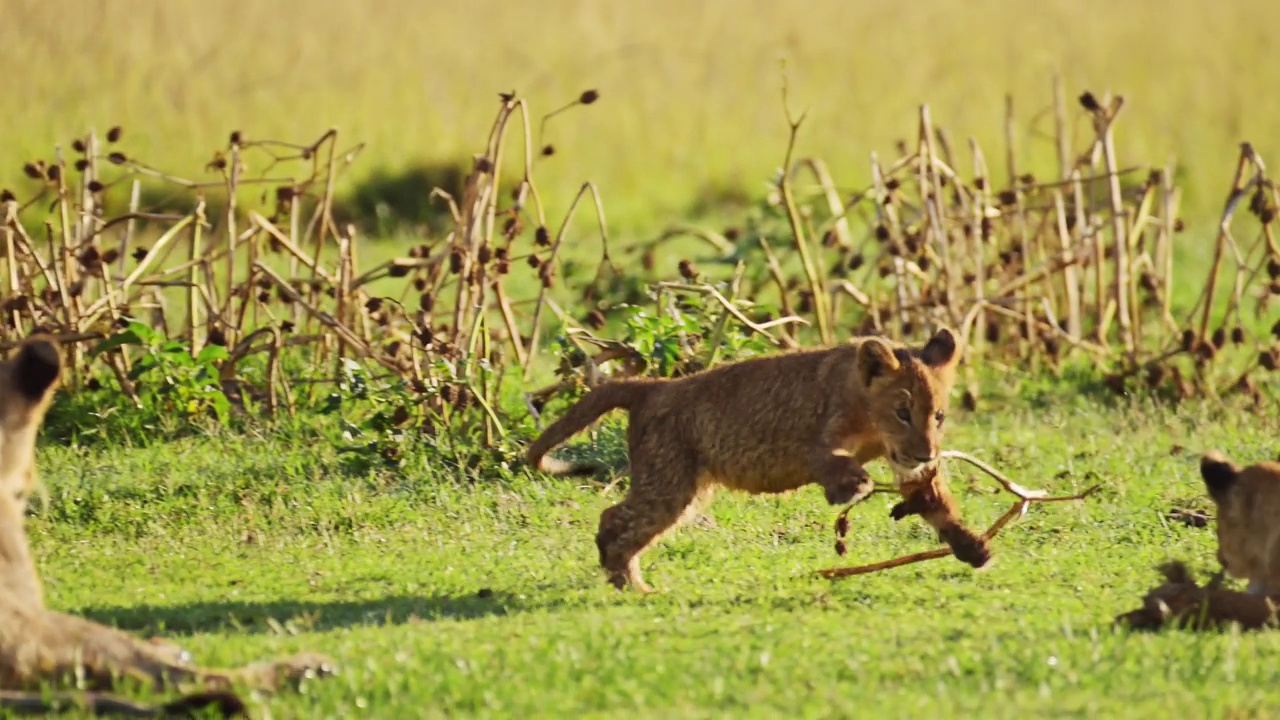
1231;326;1245;345
419;293;434;313
535;226;550;247
449;248;464;274
579;89;600;105
365;297;384;313
541;144;555;157
678;259;698;280
106;126;123;143
834;540;847;556
1211;327;1226;350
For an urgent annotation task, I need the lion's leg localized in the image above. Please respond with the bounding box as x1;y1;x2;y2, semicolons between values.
596;429;704;593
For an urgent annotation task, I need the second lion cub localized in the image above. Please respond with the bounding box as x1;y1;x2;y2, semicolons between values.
1200;449;1280;596
526;327;961;592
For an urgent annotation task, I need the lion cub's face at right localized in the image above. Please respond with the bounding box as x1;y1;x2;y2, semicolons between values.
1200;449;1280;596
856;328;961;475
0;335;63;509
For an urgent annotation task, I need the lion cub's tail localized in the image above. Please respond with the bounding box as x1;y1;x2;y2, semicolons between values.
525;379;657;476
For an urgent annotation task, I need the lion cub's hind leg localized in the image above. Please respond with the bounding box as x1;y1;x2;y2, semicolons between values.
595;435;707;593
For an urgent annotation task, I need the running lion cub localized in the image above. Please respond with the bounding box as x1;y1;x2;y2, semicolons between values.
526;327;961;592
0;334;334;716
1200;449;1280;596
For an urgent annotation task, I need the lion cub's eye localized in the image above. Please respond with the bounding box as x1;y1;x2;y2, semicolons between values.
935;410;945;427
895;406;911;425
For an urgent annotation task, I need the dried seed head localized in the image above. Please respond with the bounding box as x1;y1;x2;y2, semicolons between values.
1173;218;1185;233
885;178;901;192
86;377;102;391
0;189;14;203
67;280;84;298
87;180;104;193
419;293;434;313
365;297;384;313
132;247;149;262
822;229;839;248
835;514;849;537
834;540;847;556
1272;318;1280;339
918;255;931;272
106;126;123;143
541;144;555;157
528;254;542;269
46;165;61;182
539;264;555;288
495;259;510;275
1043;336;1060;358
449;248;464;274
997;189;1017;206
973;177;987;191
1267;258;1280;280
229;131;242;145
1180;328;1197;352
1145;363;1168;388
257;290;270;303
1078;92;1100;112
1211;327;1226;350
75;159;89;172
478;243;493;265
985;322;1000;343
100;248;119;266
874;224;889;242
413;277;427;291
579;89;600;105
535;226;551;247
207;327;227;346
387;263;410;278
1260;349;1279;372
281;320;295;334
1019;173;1036;186
1231;326;1245;345
475;156;493;174
678;259;699;280
72;139;87;153
848;253;864;271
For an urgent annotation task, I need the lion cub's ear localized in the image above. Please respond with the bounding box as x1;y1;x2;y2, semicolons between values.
856;338;901;387
919;327;959;369
1200;450;1241;503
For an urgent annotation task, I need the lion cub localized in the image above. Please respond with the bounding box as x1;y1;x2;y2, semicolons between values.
1200;449;1280;596
527;327;961;592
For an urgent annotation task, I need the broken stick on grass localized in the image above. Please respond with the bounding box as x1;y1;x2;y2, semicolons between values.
816;450;1101;580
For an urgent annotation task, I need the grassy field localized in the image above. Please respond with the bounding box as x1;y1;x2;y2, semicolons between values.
7;2;1280;717
6;0;1280;232
30;377;1280;718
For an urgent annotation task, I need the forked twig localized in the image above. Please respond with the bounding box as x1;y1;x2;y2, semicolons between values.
816;450;1101;580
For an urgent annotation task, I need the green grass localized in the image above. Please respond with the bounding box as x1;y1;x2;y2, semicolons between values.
28;376;1280;718
5;0;1280;232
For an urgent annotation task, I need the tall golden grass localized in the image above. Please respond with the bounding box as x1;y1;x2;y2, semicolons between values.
5;0;1278;231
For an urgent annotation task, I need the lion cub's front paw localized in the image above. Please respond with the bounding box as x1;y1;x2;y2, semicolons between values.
824;474;873;506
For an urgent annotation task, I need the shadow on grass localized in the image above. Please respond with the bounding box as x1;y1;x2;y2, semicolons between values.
73;587;564;637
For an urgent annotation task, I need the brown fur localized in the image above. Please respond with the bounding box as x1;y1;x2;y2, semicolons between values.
889;465;991;568
1199;449;1280;597
1115;561;1280;632
526;327;961;591
0;335;334;716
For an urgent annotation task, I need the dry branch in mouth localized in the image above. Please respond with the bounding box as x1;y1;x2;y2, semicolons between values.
816;450;1100;580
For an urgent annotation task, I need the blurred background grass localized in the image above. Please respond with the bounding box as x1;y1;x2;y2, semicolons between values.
4;0;1277;237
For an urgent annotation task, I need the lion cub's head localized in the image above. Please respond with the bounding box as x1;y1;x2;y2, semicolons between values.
856;327;961;475
0;335;63;507
1200;449;1280;596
